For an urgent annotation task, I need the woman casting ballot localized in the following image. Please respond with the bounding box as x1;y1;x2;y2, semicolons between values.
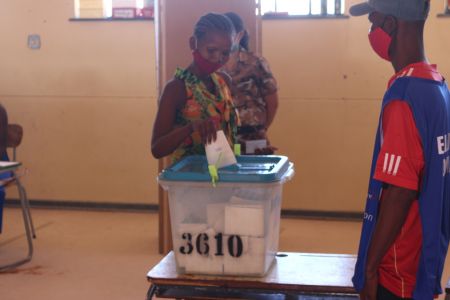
151;13;239;162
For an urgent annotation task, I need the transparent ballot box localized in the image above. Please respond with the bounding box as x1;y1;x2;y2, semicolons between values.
159;155;294;276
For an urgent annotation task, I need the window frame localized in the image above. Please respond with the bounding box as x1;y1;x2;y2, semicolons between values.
260;0;348;19
73;0;154;21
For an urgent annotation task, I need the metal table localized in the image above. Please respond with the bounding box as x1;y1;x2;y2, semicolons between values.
146;251;358;299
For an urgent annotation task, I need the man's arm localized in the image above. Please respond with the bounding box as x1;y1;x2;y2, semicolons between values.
360;184;417;300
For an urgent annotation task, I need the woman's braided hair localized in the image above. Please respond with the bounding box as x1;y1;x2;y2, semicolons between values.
193;12;236;41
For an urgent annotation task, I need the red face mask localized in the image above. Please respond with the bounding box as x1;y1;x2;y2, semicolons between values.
192;49;223;75
368;27;392;61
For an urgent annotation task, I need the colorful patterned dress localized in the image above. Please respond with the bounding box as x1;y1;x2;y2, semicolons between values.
171;68;238;162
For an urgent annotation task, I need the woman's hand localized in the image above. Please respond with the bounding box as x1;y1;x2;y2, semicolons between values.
191;118;218;144
254;145;278;155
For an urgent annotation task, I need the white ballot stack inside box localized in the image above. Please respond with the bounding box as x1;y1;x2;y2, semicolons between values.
159;155;293;277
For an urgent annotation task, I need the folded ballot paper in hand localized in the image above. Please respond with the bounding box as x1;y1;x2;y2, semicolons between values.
205;130;237;169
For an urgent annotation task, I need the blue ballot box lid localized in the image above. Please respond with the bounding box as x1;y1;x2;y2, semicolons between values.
159;155;292;183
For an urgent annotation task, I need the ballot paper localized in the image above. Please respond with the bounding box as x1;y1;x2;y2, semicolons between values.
224;203;265;237
207;203;226;232
205;130;237;169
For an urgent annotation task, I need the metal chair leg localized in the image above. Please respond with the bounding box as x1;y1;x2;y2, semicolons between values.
15;175;35;238
17;179;33;259
12;144;35;238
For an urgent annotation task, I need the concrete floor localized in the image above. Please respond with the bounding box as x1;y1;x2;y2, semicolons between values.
0;208;448;300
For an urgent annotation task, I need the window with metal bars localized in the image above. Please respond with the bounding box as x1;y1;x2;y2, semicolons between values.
261;0;345;16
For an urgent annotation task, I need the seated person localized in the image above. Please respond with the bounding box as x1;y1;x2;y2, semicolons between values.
0;105;22;234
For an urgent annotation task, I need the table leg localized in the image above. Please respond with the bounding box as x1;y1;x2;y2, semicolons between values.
146;284;157;300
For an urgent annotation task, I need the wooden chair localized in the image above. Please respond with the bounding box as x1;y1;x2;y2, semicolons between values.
0;124;36;271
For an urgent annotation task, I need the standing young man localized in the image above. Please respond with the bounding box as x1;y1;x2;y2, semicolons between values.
349;0;450;299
